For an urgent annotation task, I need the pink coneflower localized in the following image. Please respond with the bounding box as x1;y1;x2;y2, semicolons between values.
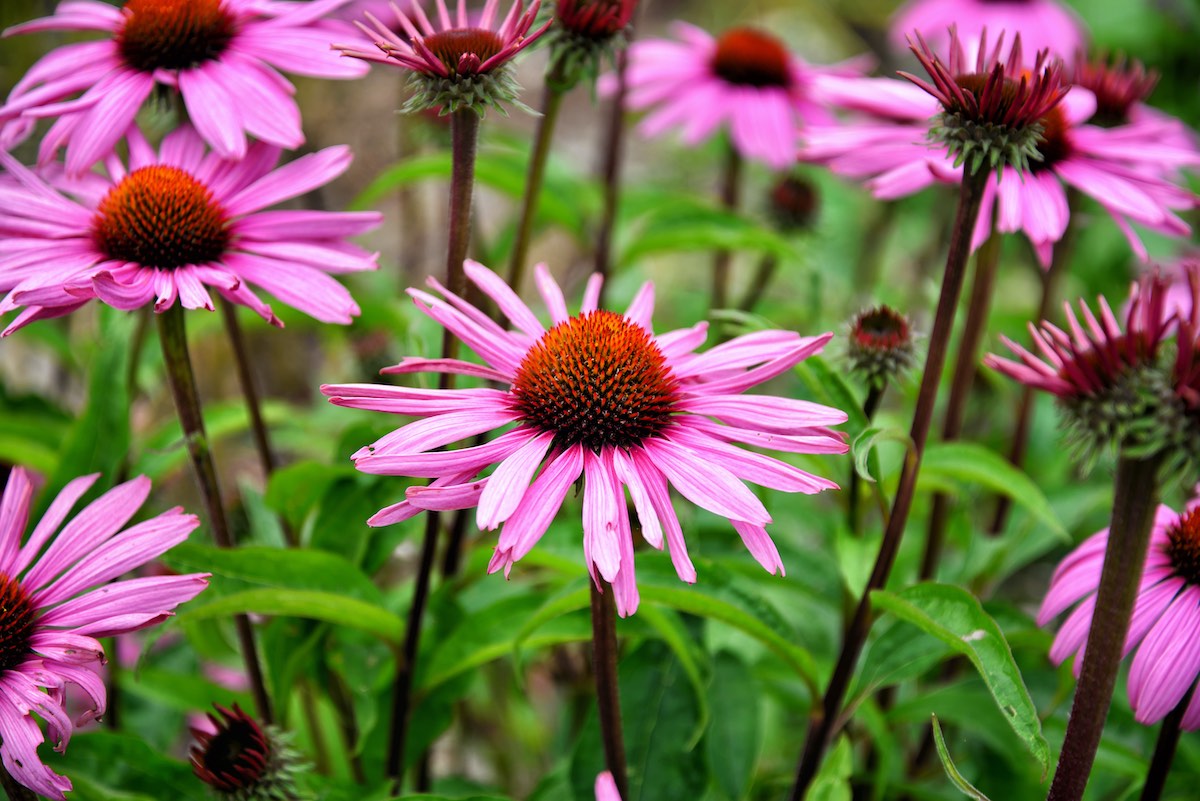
847;305;917;388
556;0;637;40
323;261;847;616
890;0;1087;63
0;0;367;175
0;468;208;800
191;703;302;800
984;274;1177;458
334;0;550;114
1039;503;1200;728
0;124;380;335
619;22;861;169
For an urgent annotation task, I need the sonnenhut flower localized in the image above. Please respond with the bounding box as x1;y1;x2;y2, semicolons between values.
890;0;1087;64
1039;503;1200;728
847;305;917;389
900;29;1068;175
0;124;380;335
0;468;208;800
0;0;368;175
546;0;638;88
323;262;847;617
984;274;1178;462
619;22;861;169
334;0;551;114
191;704;303;799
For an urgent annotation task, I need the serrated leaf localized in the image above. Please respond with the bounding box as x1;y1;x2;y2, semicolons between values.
872;584;1049;775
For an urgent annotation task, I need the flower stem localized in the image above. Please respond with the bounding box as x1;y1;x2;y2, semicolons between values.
710;142;742;313
1047;453;1163;801
156;304;273;724
920;226;1001;579
787;168;990;800
0;763;37;801
593;6;640;300
590;580;629;799
847;383;886;536
988;192;1079;534
386;107;482;790
507;69;566;294
737;254;779;313
1140;682;1196;801
852;202;898;305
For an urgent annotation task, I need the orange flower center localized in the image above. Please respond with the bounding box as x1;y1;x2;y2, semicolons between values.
0;573;36;672
117;0;237;72
93;165;230;270
423;28;506;74
1167;508;1200;586
511;311;680;451
711;28;792;89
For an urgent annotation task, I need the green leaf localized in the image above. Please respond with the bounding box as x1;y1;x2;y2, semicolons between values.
803;735;853;801
795;355;870;438
165;543;382;602
706;651;760;801
264;459;354;531
932;716;994;800
48;731;204;801
919;442;1066;538
871;584;1050;775
851;617;951;703
177;588;403;643
851;427;913;484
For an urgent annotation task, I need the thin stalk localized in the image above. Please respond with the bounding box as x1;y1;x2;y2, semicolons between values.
1139;683;1196;801
919;227;1002;580
1047;453;1164;801
593;6;640;298
710;142;742;312
989;192;1080;534
156;305;272;724
737;254;779;313
385;107;481;791
590;580;629;799
0;763;38;801
507;64;567;294
847;384;886;536
788;169;990;800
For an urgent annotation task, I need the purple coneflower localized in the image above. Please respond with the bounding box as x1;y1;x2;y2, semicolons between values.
619;22;861;169
890;0;1087;63
191;703;302;799
0;124;380;335
1040;503;1200;728
334;0;550;114
0;0;367;174
0;468;208;800
323;262;847;616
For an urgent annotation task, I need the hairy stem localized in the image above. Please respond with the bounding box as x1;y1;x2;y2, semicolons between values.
788;169;989;799
156;304;272;724
919;227;1001;579
591;580;629;799
386;107;481;790
1047;454;1163;801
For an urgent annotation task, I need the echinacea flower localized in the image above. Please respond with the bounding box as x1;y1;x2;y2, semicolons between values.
323;261;847;616
334;0;550;114
0;0;368;175
0;468;208;800
546;0;638;88
900;29;1068;175
0;124;380;335
619;22;862;169
890;0;1087;64
191;704;303;800
984;273;1178;462
1039;503;1200;728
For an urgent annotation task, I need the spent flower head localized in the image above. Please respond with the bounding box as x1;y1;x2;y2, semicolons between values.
334;0;550;115
900;28;1068;175
323;262;847;616
191;704;306;800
